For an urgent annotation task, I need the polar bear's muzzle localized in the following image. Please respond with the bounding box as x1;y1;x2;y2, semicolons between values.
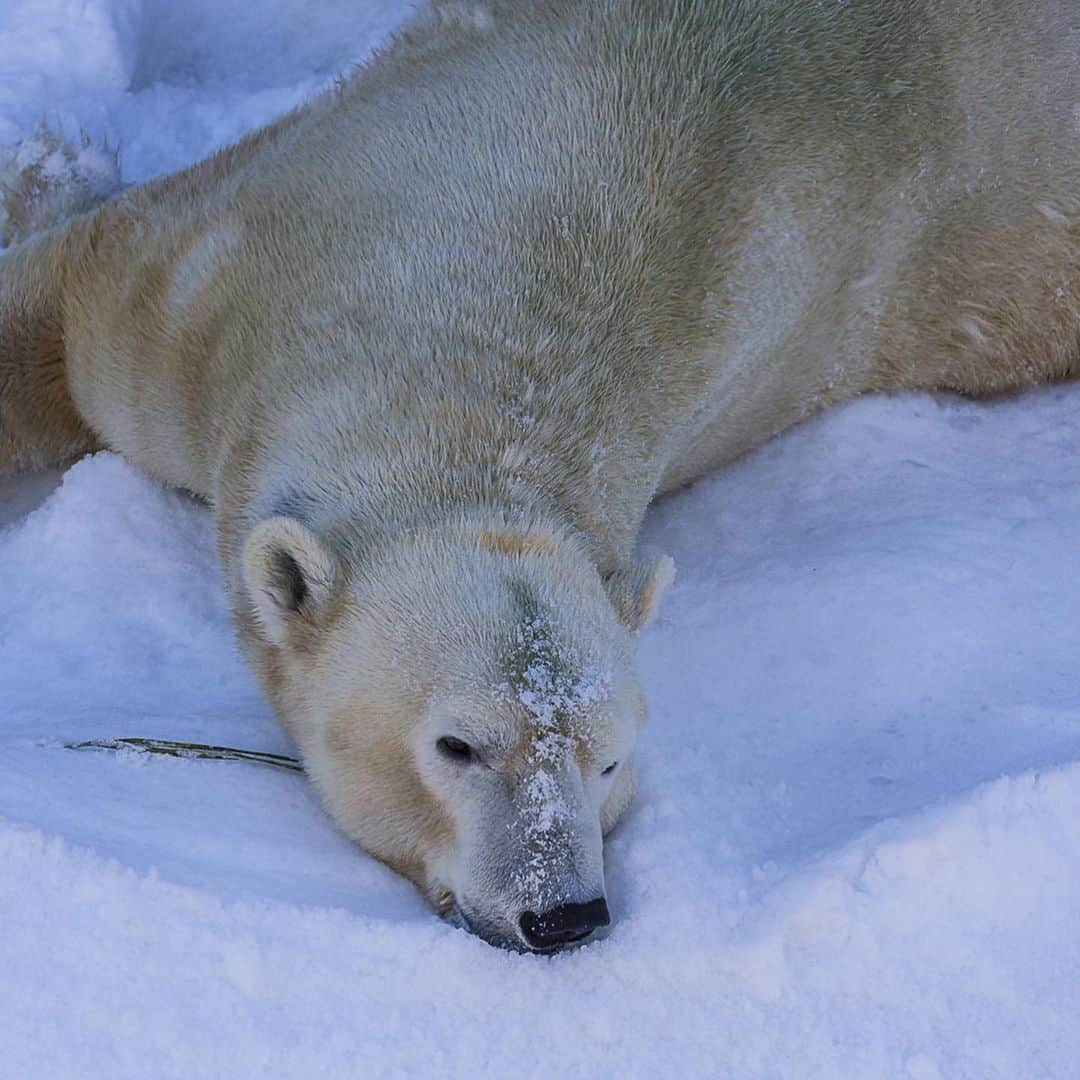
517;897;611;951
455;893;611;953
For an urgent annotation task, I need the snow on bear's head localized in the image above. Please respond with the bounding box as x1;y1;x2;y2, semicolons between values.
242;512;672;950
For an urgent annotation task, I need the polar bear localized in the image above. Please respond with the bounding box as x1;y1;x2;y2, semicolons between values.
2;0;1079;950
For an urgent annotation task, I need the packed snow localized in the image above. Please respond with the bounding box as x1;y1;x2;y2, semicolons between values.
2;2;1080;1076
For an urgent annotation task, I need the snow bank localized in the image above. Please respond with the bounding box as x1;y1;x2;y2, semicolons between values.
0;455;248;726
0;0;141;144
0;0;405;181
2;765;1077;1077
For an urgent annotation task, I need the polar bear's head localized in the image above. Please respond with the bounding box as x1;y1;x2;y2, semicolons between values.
242;513;672;951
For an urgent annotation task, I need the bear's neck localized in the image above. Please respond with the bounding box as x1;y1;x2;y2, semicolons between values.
267;422;646;577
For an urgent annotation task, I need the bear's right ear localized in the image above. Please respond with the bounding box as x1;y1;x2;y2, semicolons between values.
603;555;675;633
242;516;338;645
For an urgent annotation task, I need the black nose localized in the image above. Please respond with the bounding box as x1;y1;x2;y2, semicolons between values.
518;897;610;951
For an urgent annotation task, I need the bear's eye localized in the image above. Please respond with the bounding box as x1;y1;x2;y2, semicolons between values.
602;761;618;776
437;736;474;763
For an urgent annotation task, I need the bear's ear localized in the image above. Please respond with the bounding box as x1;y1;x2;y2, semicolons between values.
603;555;675;633
242;516;338;645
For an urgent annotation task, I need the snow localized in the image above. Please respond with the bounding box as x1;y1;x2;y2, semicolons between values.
3;2;1080;1075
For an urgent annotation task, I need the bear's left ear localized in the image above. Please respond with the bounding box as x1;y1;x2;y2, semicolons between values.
603;555;675;633
242;516;338;645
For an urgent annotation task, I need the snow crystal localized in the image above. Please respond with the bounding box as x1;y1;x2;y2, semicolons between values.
495;607;612;903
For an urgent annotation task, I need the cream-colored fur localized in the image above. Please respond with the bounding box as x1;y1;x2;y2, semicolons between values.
2;0;1079;948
